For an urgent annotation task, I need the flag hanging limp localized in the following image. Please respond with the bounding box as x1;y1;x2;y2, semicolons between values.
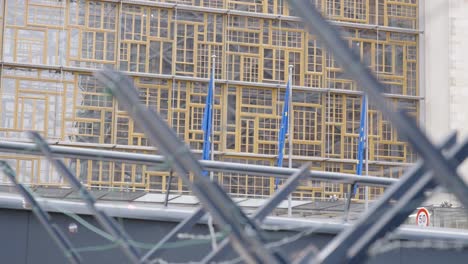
201;70;215;176
275;77;292;189
353;95;367;195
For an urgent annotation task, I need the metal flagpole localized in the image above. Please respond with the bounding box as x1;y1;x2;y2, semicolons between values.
287;65;293;217
210;55;216;181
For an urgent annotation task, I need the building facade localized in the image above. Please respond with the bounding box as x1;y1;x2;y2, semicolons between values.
0;0;420;200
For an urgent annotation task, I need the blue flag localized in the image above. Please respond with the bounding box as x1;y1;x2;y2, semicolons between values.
353;95;367;195
275;79;291;189
201;72;214;176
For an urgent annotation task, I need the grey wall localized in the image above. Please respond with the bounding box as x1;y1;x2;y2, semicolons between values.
0;208;467;264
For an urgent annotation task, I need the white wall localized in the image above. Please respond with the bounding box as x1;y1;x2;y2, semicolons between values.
449;1;468;178
423;0;450;141
423;0;468;205
449;1;468;199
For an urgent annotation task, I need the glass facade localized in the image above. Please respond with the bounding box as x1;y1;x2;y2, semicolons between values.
0;0;419;200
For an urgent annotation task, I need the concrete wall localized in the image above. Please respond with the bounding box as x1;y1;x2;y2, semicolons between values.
0;207;467;264
423;0;468;203
423;0;450;141
448;0;468;181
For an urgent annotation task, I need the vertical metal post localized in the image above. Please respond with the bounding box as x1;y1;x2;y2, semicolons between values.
343;184;353;222
0;0;7;63
287;65;293;217
164;170;173;207
210;54;216;182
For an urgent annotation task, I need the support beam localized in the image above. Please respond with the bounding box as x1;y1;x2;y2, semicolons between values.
0;161;82;264
28;132;143;264
95;69;287;264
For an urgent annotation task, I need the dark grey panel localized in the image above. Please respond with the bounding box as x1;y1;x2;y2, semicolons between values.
34;187;73;199
100;191;146;201
0;209;29;263
65;190;108;200
0;207;467;264
0;185;19;194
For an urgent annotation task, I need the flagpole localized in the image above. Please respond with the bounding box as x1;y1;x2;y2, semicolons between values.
287;65;293;217
210;55;216;181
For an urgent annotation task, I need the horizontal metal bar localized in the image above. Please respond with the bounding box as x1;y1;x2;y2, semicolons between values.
0;139;416;167
0;141;397;186
0;192;467;243
0;61;424;100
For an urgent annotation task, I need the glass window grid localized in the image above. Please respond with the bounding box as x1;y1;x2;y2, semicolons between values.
0;0;419;200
